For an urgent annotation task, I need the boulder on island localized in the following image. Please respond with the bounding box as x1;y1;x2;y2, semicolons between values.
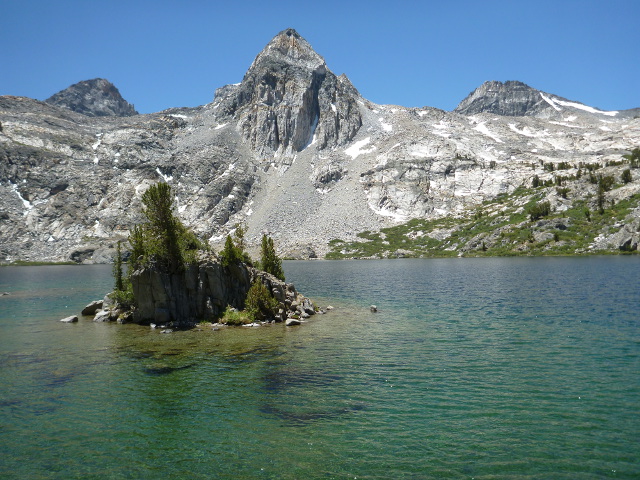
81;300;103;316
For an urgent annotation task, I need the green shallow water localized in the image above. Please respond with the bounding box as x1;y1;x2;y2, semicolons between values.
0;257;639;479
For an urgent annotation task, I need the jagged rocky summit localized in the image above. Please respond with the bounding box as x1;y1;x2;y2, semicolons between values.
91;254;318;328
214;28;362;155
1;29;639;263
45;78;138;117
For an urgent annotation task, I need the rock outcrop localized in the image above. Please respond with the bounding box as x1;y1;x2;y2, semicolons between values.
129;254;312;327
45;78;138;117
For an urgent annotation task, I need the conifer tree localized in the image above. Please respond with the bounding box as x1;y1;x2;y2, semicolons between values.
260;234;284;281
113;240;124;292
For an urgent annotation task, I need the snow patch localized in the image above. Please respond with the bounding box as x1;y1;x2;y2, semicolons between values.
379;117;393;132
214;123;228;130
169;114;188;119
369;202;408;221
10;182;33;214
475;123;503;143
554;98;618;116
540;93;561;111
345;137;376;158
155;168;173;182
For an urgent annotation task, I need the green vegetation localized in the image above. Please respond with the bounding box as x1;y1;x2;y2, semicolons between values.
245;279;280;321
528;201;551;221
623;148;640;168
219;234;252;267
111;182;205;307
326;182;640;259
135;182;205;273
220;306;252;326
259;234;285;281
112;240;124;292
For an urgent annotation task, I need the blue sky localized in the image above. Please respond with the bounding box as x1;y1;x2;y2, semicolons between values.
2;0;638;114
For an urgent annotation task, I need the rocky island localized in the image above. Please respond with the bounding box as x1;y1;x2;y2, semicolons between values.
85;182;319;329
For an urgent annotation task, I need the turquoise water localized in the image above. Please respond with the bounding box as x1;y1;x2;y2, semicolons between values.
0;258;638;479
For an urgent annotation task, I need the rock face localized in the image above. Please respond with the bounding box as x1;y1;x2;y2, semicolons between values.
130;255;309;327
213;28;362;156
45;78;138;117
0;30;639;263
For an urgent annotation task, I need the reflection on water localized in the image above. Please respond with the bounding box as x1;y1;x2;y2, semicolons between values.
1;258;639;479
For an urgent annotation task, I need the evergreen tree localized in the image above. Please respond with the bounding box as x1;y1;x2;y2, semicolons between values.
112;240;124;292
141;182;183;272
260;234;284;281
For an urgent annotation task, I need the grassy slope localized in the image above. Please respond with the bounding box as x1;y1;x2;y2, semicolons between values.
327;160;640;259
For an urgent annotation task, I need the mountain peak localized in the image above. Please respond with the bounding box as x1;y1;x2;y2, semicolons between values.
248;28;326;73
45;78;138;117
214;29;361;155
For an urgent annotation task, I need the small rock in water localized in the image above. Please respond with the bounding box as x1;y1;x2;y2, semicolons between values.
370;305;378;313
286;318;301;326
160;329;173;334
326;305;334;311
1;292;10;296
60;315;78;323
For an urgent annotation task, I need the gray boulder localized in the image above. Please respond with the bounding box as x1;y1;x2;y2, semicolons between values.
286;318;301;326
60;315;78;323
81;300;103;316
93;309;111;322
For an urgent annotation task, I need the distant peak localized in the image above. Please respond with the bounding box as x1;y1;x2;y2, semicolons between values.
45;78;137;117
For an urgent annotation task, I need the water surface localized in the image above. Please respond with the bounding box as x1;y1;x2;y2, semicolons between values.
0;257;638;479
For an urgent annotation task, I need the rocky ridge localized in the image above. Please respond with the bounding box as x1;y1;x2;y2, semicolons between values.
1;29;639;263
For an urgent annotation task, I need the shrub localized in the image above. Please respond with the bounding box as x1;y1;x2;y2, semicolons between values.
598;175;615;192
221;306;251;326
528;201;551;221
622;169;632;184
623;148;640;168
245;279;279;321
532;175;540;188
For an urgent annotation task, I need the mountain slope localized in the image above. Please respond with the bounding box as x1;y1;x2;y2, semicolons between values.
1;30;639;263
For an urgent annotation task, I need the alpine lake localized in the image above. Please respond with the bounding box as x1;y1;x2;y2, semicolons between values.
0;257;638;479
